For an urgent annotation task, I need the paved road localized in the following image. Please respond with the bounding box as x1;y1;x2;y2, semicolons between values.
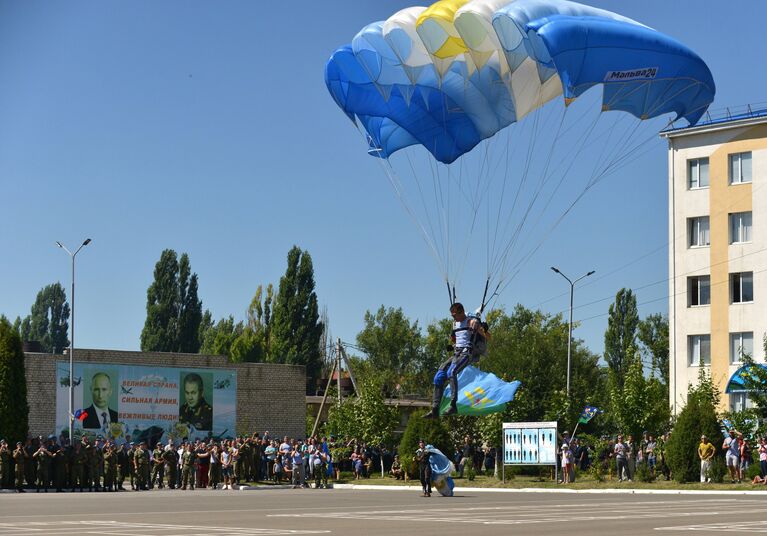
0;488;764;535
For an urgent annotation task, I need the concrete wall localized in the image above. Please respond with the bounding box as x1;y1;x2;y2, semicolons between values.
24;348;306;439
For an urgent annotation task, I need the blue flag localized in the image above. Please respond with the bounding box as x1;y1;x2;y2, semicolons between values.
440;366;521;416
578;406;602;424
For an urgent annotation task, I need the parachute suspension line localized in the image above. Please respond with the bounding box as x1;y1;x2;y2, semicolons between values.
491;95;571;284
446;280;454;307
406;149;446;279
478;278;491;317
378;155;445;275
360;121;446;279
424;140;449;280
453;130;496;291
488;118;519;284
499;106;613;280
495;104;671;290
488;87;548;280
494;93;624;287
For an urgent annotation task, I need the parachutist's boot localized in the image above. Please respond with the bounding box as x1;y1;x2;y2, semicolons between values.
442;375;459;416
423;386;444;419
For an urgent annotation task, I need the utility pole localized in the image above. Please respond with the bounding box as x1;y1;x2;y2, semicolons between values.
550;267;595;398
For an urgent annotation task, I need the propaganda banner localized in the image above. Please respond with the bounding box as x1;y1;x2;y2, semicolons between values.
56;362;236;444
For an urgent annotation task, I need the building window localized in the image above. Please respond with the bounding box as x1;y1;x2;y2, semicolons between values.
729;152;752;184
729;332;754;364
688;216;710;247
730;393;753;412
688;158;709;189
729;212;752;244
688;276;710;306
689;334;711;365
731;272;754;303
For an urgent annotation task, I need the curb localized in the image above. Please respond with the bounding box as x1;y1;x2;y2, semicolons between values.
331;483;767;495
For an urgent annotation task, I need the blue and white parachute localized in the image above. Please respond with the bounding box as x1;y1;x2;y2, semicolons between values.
326;0;714;164
326;0;715;299
426;445;456;497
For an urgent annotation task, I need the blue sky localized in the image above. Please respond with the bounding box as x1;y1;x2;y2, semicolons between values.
1;1;765;358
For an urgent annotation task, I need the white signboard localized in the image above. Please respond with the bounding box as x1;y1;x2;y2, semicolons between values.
502;421;558;466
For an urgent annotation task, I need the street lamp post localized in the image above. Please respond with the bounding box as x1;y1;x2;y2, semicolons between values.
550;266;595;398
56;238;91;445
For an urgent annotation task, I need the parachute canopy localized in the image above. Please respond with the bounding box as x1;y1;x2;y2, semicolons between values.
325;0;715;165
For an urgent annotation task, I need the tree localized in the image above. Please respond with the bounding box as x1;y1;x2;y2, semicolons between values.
604;288;639;389
355;306;423;394
398;409;451;476
270;246;323;388
481;305;602;428
609;352;670;439
637;313;669;386
0;316;29;444
325;377;399;449
140;250;203;353
18;283;70;353
665;367;721;483
199;316;244;357
177;254;203;353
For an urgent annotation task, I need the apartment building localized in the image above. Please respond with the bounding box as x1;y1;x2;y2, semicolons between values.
661;106;767;414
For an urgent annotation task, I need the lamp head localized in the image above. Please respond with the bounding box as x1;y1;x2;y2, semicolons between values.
587;270;596;276
82;238;92;246
550;267;560;274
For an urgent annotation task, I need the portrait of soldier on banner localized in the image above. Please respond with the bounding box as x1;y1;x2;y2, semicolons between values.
178;371;213;431
82;369;119;431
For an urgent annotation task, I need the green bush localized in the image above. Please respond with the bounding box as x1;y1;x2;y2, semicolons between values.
465;464;476;481
588;460;606;482
745;461;761;481
708;457;727;483
398;410;451;477
634;461;654;483
666;375;721;483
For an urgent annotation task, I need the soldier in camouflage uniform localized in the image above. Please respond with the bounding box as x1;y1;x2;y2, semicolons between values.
53;444;67;492
69;442;85;491
162;442;179;489
125;443;137;490
92;439;103;491
24;438;35;487
116;442;129;490
81;437;94;491
13;442;27;493
181;443;196;490
102;443;117;491
33;439;52;492
134;441;150;490
151;444;165;489
239;438;251;482
0;439;10;489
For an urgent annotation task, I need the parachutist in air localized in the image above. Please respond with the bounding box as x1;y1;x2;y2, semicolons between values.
424;302;489;419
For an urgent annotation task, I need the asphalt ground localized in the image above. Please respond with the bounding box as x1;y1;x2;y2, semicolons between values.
0;487;765;536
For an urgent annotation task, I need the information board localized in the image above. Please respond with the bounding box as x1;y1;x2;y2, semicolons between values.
502;421;558;466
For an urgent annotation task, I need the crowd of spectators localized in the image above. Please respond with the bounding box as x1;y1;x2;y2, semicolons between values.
589;432;670;483
0;432;346;493
4;427;767;492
